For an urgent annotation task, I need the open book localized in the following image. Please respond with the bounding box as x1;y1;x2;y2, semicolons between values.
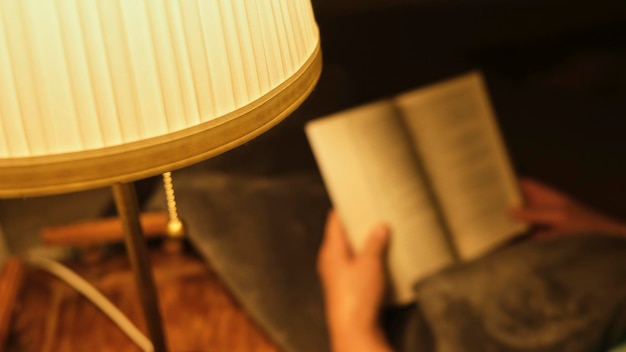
306;72;527;304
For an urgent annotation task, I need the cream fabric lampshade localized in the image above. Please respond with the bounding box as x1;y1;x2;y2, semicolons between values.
0;0;321;197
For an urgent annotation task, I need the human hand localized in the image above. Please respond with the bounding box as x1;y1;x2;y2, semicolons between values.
512;178;626;239
317;211;393;352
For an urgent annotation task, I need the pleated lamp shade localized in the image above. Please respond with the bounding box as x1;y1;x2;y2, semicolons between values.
0;0;321;197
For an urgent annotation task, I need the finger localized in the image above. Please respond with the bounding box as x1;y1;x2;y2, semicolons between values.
531;230;572;240
360;223;390;259
530;230;557;240
319;210;353;262
511;207;567;225
519;178;569;205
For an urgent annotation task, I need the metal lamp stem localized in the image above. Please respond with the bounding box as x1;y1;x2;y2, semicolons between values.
112;182;167;352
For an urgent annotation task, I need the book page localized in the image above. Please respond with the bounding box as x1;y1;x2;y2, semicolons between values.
306;101;455;304
395;72;527;260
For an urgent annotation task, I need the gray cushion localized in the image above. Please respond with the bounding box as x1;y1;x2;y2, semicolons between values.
412;235;626;352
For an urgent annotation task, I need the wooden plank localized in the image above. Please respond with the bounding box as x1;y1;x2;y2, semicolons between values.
0;257;24;349
41;212;169;246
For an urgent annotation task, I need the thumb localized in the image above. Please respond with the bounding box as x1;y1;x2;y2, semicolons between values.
360;224;390;258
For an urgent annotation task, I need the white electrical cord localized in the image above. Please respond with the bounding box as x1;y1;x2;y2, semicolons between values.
26;256;154;352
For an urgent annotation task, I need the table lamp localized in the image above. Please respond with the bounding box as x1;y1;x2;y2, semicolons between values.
0;1;321;351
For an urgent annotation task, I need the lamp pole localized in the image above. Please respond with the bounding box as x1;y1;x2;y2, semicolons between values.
113;182;167;352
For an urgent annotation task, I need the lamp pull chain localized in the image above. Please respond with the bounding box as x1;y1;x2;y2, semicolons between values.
162;172;184;238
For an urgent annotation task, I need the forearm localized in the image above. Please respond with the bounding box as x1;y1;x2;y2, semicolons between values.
329;325;393;352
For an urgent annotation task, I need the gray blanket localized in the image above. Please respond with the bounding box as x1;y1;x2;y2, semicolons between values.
402;235;626;352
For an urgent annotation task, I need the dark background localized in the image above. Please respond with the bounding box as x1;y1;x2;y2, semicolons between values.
206;0;626;219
